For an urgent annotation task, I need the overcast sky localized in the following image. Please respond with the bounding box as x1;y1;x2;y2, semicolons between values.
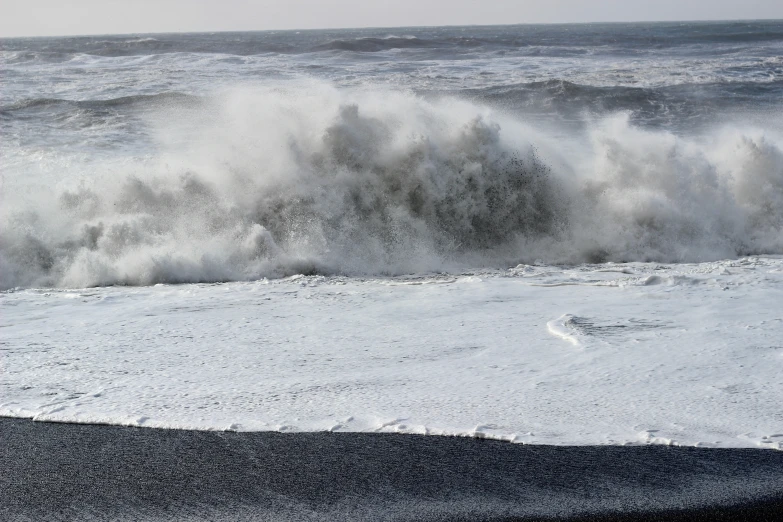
2;0;782;37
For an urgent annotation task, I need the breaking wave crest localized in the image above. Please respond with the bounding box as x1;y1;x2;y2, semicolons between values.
2;86;782;289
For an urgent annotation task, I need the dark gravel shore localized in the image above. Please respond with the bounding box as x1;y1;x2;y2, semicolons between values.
1;417;782;521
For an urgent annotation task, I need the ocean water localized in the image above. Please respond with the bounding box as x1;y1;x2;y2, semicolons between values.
1;22;782;447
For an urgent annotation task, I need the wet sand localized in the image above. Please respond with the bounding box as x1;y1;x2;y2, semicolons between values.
1;417;782;521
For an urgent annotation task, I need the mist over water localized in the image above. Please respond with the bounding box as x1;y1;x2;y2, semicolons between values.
2;22;782;289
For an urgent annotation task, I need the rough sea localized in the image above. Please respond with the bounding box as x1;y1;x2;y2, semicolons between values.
1;22;782;448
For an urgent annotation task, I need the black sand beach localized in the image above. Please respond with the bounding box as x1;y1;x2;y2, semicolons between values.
1;417;782;521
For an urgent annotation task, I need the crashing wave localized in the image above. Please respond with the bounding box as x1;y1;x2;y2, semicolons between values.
1;86;782;289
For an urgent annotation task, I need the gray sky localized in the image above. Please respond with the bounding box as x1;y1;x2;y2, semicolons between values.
2;0;782;37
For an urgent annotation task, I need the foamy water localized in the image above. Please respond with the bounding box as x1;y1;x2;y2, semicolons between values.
3;260;783;448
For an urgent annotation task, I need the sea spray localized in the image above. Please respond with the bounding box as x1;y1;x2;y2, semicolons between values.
1;86;782;289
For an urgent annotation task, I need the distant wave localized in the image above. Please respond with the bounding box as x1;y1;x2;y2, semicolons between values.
0;92;201;114
5;79;781;126
455;79;783;123
3;21;780;62
312;36;434;52
2;86;782;289
1;50;77;64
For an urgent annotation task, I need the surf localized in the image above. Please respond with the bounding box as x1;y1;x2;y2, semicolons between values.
1;85;781;289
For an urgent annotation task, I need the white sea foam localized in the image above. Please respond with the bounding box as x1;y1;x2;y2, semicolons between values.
2;259;782;448
1;85;782;290
547;314;581;346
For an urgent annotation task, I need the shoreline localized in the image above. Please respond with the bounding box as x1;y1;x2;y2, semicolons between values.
2;417;782;521
2;413;780;450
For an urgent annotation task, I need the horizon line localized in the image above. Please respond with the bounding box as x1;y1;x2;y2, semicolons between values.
2;17;781;40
